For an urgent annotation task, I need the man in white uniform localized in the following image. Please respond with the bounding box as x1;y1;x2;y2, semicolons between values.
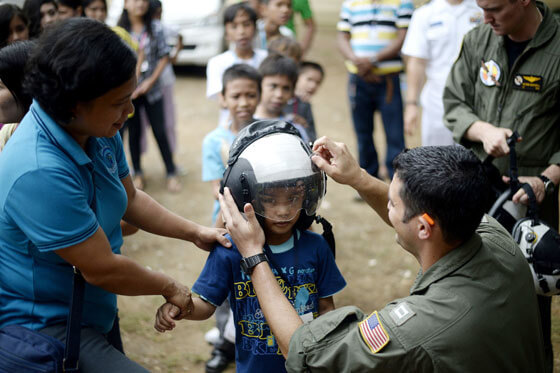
402;0;482;146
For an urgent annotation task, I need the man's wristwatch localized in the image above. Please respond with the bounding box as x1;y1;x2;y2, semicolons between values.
240;253;268;275
539;175;556;195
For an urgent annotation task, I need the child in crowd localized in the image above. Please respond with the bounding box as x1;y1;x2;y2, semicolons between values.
203;64;261;226
283;61;324;142
135;0;182;173
267;36;302;63
201;63;261;373
255;53;311;142
82;0;106;21
22;0;58;38
0;4;29;48
156;121;346;373
55;0;81;20
207;2;267;128
295;61;324;102
118;0;180;192
255;0;293;50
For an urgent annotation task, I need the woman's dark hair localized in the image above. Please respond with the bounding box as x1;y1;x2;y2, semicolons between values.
224;2;257;27
22;0;57;38
0;4;29;48
0;40;34;114
117;1;154;36
24;18;137;124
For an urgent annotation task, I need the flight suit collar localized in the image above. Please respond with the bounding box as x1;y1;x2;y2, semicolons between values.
410;233;482;295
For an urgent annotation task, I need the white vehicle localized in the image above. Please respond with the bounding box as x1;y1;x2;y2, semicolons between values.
107;0;225;66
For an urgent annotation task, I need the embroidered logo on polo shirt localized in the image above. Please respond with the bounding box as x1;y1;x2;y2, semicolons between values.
389;302;416;326
100;145;117;174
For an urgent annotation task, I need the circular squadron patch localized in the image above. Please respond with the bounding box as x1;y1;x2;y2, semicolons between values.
480;60;501;86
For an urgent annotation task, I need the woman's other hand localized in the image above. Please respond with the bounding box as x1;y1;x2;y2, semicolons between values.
193;225;231;251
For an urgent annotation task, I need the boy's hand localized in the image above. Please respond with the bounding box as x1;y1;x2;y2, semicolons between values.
155;302;181;332
219;188;265;257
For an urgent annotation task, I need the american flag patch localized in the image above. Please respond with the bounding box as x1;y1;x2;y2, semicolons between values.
359;311;390;353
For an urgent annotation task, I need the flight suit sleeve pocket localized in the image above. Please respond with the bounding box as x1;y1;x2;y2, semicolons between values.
306;305;365;345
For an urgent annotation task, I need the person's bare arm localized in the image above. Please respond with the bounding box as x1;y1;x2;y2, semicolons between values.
337;31;380;81
312;137;391;225
403;56;427;136
56;228;193;318
318;297;335;315
170;35;183;65
376;28;407;62
121;175;230;250
132;55;170;99
154;298;216;332
464;121;513;158
300;17;316;56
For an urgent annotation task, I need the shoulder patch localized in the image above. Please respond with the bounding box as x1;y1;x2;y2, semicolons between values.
389;302;416;326
359;311;390;354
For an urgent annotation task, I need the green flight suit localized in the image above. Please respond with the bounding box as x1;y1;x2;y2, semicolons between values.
286;217;545;372
443;1;559;225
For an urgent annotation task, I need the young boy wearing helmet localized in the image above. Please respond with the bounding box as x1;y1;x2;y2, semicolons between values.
155;121;346;373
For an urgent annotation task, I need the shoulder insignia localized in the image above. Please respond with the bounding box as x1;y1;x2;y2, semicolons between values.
359;311;390;354
480;60;501;87
389;302;416;326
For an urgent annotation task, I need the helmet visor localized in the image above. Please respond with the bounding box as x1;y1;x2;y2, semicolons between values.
248;165;325;222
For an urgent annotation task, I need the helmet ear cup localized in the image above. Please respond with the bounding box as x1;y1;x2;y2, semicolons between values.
512;217;532;244
222;158;256;213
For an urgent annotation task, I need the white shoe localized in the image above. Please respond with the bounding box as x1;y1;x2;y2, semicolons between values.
204;327;220;345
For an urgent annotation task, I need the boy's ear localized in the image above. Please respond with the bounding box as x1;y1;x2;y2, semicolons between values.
219;92;227;109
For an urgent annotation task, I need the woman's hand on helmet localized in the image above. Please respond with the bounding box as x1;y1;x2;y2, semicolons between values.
219;187;265;257
312;136;362;188
194;225;231;252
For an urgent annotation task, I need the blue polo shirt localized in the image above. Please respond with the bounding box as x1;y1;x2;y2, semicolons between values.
0;101;130;333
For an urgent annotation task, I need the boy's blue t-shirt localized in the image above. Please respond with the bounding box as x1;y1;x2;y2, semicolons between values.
201;125;238;223
192;230;346;373
0;101;129;333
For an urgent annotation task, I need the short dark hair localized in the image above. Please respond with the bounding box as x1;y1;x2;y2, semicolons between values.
0;4;29;48
222;63;262;95
300;61;324;80
22;0;57;38
393;146;492;243
24;18;137;124
56;0;81;9
0;40;34;114
268;36;302;62
258;53;299;88
224;1;257;27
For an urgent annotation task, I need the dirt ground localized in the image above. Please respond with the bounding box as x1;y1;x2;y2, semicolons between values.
117;1;560;372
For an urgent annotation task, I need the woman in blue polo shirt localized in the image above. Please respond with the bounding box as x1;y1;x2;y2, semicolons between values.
0;18;230;372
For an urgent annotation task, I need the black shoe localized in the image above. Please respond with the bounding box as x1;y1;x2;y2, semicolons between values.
205;350;233;373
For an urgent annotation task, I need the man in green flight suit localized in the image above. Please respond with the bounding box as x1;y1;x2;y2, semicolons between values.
218;139;545;372
443;0;560;370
